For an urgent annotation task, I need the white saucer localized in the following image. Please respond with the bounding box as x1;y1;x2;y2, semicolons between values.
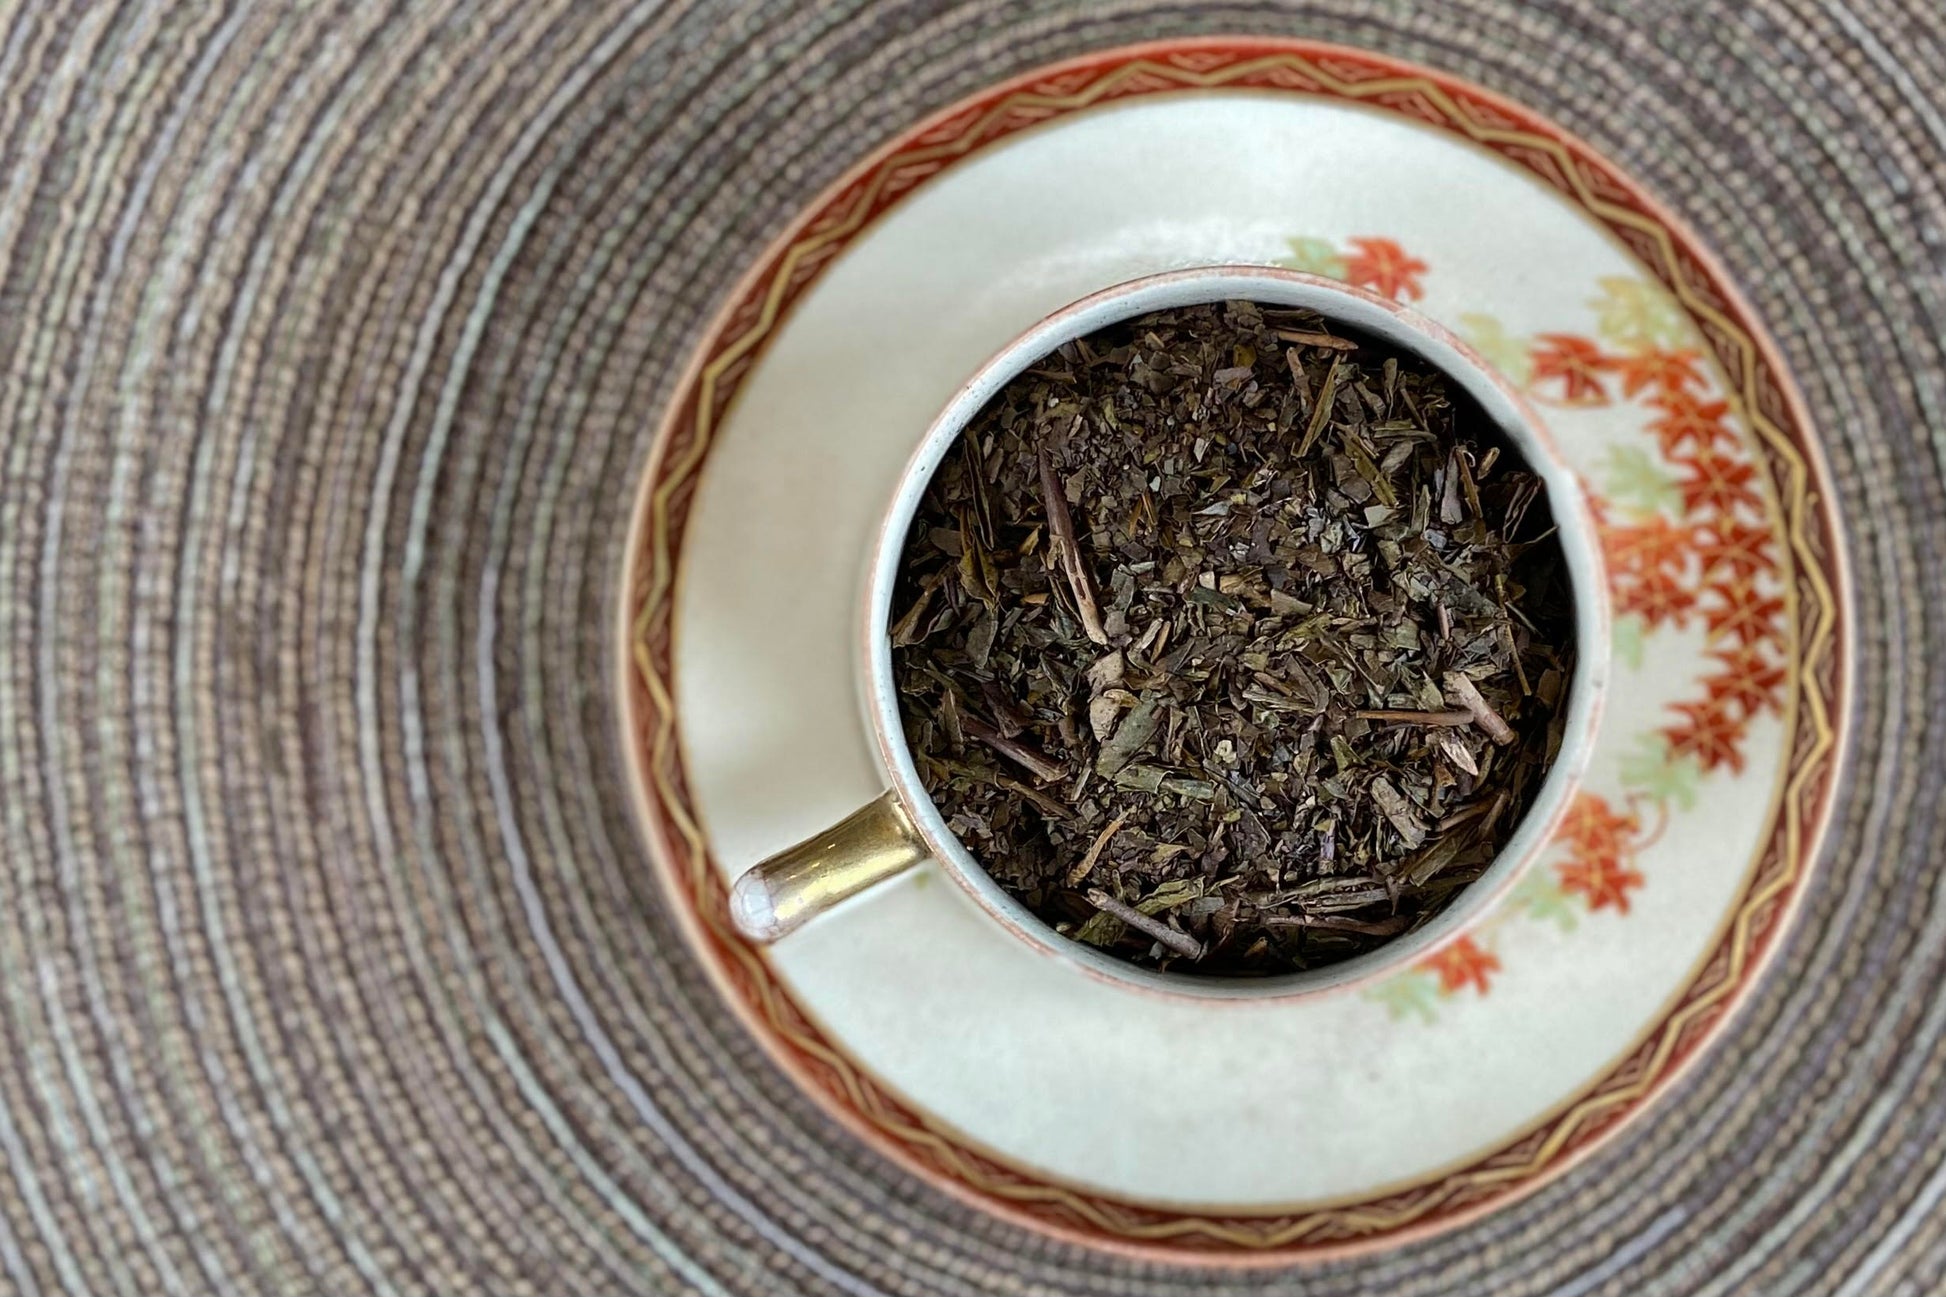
621;40;1848;1261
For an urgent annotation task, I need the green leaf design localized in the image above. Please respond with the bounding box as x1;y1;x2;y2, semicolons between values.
1589;276;1692;351
1457;312;1534;387
1612;611;1647;672
1601;444;1682;519
1512;869;1580;932
1619;731;1702;810
1367;970;1442;1023
1278;236;1347;280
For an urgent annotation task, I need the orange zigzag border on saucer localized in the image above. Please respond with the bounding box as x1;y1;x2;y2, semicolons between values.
621;38;1848;1261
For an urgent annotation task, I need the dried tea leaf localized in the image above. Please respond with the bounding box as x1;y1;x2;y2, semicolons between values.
890;300;1574;976
1370;776;1428;851
1111;764;1167;794
1095;693;1164;776
1071;910;1124;947
1138;878;1204;913
1086;649;1126;690
1065;813;1129;887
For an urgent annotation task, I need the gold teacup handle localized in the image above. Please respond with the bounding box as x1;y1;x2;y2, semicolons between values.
727;792;930;942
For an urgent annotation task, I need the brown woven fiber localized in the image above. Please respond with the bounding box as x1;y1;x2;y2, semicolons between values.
0;1;1936;1293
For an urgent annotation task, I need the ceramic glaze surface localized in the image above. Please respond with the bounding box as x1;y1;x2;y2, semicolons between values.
676;96;1781;1203
621;40;1845;1259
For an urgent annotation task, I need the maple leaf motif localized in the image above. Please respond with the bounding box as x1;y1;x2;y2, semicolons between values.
1663;696;1749;773
1601;444;1682;518
1695;518;1779;580
1603;514;1700;627
1512;869;1579;931
1459;313;1535;387
1620;732;1701;810
1647;390;1736;456
1704;645;1788;718
1340;237;1428;300
1557;792;1641;859
1367;971;1441;1022
1558;852;1647;914
1589;276;1692;351
1613;347;1705;398
1673;450;1761;516
1700;579;1787;648
1279;236;1348;280
1615;569;1698;626
1529;334;1613;405
1618;574;1697;624
1423;936;1500;995
1601;513;1694;577
1612;609;1649;670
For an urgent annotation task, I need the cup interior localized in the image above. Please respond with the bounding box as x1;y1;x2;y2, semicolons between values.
865;266;1608;1000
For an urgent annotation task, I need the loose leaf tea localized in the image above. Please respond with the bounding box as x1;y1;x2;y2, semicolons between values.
890;301;1574;976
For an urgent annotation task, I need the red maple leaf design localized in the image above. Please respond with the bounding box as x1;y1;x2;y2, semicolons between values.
1557;792;1641;858
1673;450;1761;516
1646;391;1736;456
1529;334;1613;405
1695;518;1778;580
1663;696;1749;773
1340;237;1428;300
1423;936;1500;995
1615;568;1698;625
1613;348;1705;398
1703;644;1788;718
1558;852;1646;914
1602;513;1701;627
1601;514;1693;577
1700;579;1786;648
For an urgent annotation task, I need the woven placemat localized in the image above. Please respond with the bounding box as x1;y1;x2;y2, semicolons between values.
0;2;1934;1294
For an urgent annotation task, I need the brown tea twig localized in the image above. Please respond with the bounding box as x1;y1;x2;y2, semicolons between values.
1065;813;1129;887
997;777;1072;822
1273;328;1359;351
1086;888;1205;961
1267;879;1392;912
1262;912;1410;936
959;714;1068;784
1353;708;1475;726
1443;670;1515;746
1502;621;1532;696
1036;447;1110;645
1437;800;1491;832
1479;788;1513;839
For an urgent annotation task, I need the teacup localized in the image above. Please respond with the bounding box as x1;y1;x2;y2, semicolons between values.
726;265;1608;998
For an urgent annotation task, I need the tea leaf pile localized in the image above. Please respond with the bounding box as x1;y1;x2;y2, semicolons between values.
891;301;1574;975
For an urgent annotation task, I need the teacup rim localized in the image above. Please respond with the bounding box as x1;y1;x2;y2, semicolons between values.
864;264;1610;1003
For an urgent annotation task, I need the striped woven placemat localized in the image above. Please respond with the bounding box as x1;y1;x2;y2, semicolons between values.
0;2;1933;1293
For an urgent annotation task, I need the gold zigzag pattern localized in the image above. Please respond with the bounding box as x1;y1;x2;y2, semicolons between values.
624;42;1843;1254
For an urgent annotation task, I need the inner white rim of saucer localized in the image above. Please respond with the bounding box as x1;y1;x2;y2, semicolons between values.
863;266;1610;1001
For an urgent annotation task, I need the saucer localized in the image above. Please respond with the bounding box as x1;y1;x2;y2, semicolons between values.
619;38;1850;1263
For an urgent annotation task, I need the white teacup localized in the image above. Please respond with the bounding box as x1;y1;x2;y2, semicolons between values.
728;265;1608;999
